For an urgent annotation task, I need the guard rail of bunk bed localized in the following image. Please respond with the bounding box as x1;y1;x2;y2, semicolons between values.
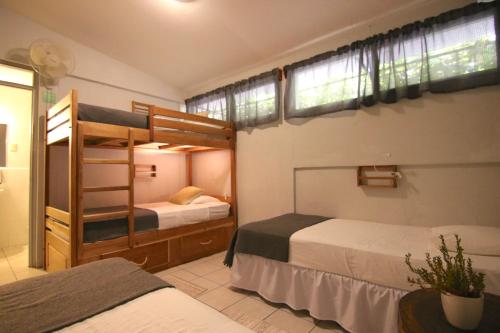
44;89;237;273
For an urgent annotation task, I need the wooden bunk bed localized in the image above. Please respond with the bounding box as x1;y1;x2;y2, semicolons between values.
44;89;237;273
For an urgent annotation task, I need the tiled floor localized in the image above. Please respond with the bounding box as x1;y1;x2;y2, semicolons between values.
155;251;347;333
0;245;46;285
0;248;346;332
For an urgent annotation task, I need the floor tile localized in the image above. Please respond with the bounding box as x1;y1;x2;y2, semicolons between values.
154;266;181;279
264;309;315;333
13;267;47;280
181;261;221;276
191;277;219;293
0;261;16;285
167;268;200;282
280;306;315;323
197;285;247;311
312;320;347;332
223;296;277;322
203;267;232;285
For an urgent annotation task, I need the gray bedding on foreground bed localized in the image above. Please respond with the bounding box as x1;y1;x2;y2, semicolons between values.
83;206;159;243
0;258;171;333
224;213;330;267
78;103;148;129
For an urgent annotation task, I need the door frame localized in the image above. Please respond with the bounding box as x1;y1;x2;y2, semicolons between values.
0;59;40;267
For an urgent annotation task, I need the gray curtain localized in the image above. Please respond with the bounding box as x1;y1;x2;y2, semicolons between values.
185;86;232;121
232;68;281;130
284;1;499;119
185;69;281;130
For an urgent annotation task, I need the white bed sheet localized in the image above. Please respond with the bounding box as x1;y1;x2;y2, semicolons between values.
60;288;252;332
135;201;230;230
289;219;500;293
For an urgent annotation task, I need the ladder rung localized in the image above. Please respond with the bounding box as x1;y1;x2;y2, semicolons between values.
83;210;130;222
83;159;129;165
83;185;130;192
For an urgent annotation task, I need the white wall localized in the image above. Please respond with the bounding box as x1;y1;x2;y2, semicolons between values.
0;85;32;247
0;6;183;112
188;0;500;226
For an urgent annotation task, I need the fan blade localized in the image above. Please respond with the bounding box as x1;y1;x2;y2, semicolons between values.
45;63;68;79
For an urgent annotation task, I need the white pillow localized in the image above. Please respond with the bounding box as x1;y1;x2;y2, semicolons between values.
190;195;221;205
431;225;500;256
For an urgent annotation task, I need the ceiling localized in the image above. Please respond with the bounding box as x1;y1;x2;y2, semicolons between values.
1;0;424;91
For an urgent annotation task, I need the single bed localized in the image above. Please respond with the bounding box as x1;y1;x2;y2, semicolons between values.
0;258;251;333
84;200;230;243
229;218;500;333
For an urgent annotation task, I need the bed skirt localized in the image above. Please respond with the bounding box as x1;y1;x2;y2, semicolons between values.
231;253;408;333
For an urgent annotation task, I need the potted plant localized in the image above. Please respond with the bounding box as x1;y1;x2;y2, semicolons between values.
405;234;486;330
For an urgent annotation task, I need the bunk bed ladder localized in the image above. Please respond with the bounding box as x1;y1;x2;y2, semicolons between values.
77;125;136;259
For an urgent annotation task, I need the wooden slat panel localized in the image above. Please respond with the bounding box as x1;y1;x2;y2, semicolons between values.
83;159;129;164
153;107;229;127
132;128;150;143
83;210;129;222
47;124;70;145
82;185;130;192
154;118;232;137
47;93;72;119
46;206;70;225
79;121;130;140
46;218;70;241
47;109;70;131
154;131;231;149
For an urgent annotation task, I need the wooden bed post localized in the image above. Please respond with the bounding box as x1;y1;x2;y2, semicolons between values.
69;90;79;266
128;129;135;248
230;124;237;227
186;152;192;186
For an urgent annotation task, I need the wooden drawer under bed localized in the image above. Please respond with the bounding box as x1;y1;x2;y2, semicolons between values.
100;239;170;273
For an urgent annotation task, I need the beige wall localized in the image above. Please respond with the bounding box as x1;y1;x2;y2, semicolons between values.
191;150;231;197
189;0;500;226
48;147;188;211
0;85;32;247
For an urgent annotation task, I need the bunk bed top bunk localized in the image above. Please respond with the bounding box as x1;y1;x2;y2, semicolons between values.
46;89;235;151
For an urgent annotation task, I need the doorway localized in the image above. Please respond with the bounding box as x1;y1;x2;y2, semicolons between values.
0;61;43;284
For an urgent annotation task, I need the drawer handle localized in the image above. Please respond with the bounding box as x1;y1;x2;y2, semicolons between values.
134;256;149;267
200;240;213;246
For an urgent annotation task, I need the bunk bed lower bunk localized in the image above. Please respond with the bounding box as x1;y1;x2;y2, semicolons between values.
44;90;237;273
225;217;500;333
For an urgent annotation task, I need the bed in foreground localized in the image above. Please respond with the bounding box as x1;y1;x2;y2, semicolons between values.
226;216;500;333
0;258;252;333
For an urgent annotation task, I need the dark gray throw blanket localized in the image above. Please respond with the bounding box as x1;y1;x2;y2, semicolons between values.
84;206;159;243
224;213;330;267
0;258;172;333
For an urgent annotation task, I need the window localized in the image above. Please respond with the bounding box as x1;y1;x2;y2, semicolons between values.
285;2;499;118
232;69;281;130
186;69;281;129
185;88;230;121
293;51;373;111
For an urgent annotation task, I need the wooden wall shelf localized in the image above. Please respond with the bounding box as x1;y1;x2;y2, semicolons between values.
357;165;398;188
134;164;156;178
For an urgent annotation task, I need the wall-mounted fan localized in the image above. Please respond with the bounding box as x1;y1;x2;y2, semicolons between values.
28;39;75;87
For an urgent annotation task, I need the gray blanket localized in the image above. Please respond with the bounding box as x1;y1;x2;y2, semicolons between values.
78;103;149;129
0;258;171;333
84;206;159;243
224;213;330;267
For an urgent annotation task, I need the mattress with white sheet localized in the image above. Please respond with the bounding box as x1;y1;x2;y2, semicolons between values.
289;219;500;293
60;288;252;332
135;200;230;230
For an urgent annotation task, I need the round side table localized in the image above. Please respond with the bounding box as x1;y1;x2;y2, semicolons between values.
399;289;500;333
